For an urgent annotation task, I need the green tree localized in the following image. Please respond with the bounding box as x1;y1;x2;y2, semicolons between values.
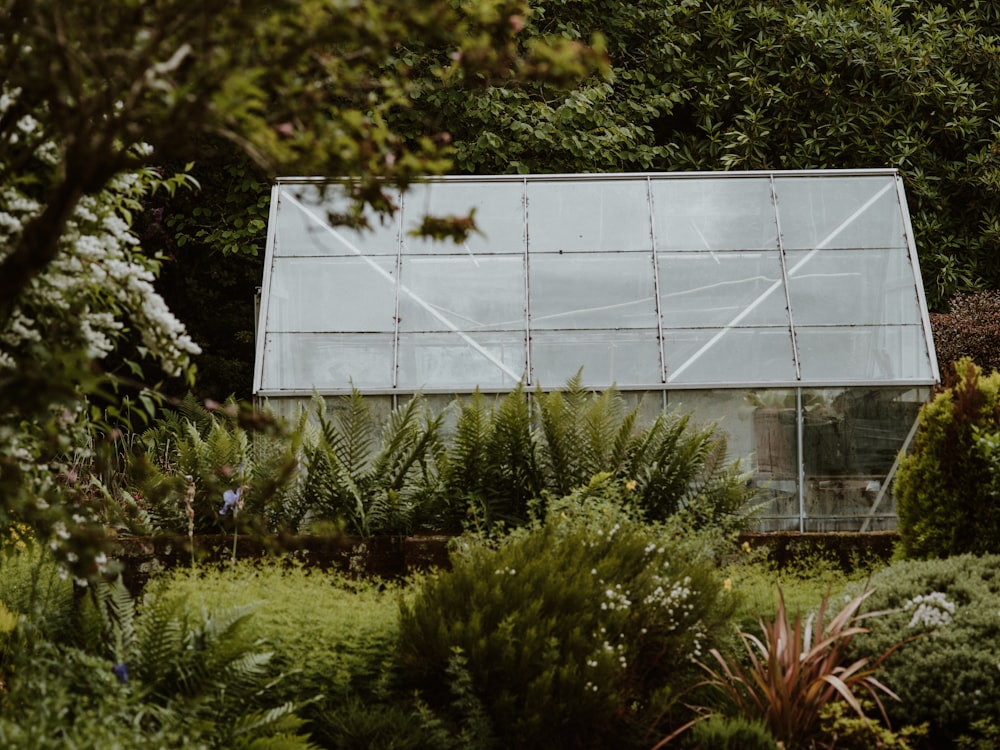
0;0;603;576
895;358;1000;558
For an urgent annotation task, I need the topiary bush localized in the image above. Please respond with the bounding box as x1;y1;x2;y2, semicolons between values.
894;357;1000;558
850;554;1000;749
397;475;735;750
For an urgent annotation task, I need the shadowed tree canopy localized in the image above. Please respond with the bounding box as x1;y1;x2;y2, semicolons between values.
0;0;606;306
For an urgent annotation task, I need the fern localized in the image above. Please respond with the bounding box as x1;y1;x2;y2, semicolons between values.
306;390;443;536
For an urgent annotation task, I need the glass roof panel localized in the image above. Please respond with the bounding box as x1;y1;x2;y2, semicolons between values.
786;248;923;326
664;327;797;385
527;179;652;252
275;182;400;257
267;257;396;332
658;251;788;328
396;331;525;390
651;177;777;251
529;330;663;387
529;252;657;330
775;175;906;250
796;325;932;381
400;180;525;255
399;255;524;332
262;332;394;390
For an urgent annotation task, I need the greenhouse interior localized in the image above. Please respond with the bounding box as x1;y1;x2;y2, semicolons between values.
253;169;939;532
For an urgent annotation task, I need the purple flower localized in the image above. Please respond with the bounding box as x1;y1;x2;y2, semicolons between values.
112;663;128;684
220;486;243;516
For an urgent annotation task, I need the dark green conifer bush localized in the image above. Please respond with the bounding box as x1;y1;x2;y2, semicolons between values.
895;357;1000;557
851;554;1000;748
397;475;735;750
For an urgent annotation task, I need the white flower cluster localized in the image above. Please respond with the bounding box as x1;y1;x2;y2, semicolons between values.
0;88;200;378
904;591;956;629
644;574;696;631
601;584;633;611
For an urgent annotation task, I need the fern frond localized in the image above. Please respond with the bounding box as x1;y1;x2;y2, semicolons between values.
321;388;376;477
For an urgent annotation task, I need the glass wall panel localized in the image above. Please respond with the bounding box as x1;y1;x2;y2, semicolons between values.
651;177;777;251
665;327;796;385
527;180;652;252
529;253;657;329
261;332;394;390
399;256;525;332
799;387;925;531
401;180;525;254
268;257;396;332
658;251;787;328
775;176;905;250
396;332;526;390
786;248;922;325
740;388;802;530
275;183;400;256
796;325;932;382
529;330;662;387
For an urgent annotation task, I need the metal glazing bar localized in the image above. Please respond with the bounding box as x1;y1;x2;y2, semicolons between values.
771;175;802;381
523;178;532;385
797;387;806;532
647;176;667;383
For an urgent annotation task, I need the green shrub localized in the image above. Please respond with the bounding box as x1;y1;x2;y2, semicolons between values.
0;639;203;749
397;476;735;750
895;358;1000;558
851;554;1000;748
688;716;778;750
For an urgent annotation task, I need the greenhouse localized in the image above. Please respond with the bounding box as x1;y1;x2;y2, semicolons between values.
253;169;939;532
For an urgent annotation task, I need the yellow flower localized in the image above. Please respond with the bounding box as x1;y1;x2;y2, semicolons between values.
723;577;733;591
741;540;752;554
625;480;637;492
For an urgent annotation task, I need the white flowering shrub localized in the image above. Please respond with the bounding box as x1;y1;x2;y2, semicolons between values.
398;475;734;750
0;84;200;578
903;591;956;630
0;91;199;378
852;554;1000;747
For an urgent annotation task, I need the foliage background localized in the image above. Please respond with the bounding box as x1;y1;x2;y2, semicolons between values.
151;0;1000;402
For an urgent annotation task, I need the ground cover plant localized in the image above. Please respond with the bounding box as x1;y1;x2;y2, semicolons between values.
0;544;316;749
149;560;410;748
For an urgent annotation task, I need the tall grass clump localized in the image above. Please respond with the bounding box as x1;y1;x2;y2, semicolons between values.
398;475;736;750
